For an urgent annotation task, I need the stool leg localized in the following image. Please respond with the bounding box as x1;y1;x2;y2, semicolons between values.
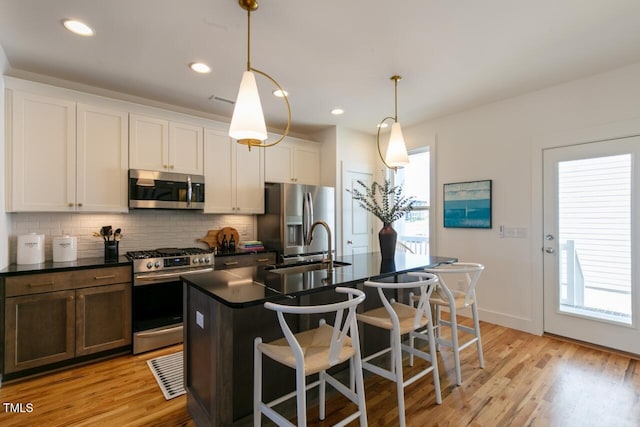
426;321;442;404
435;304;442;351
352;352;368;427
392;330;406;427
296;364;307;427
254;338;262;427
450;306;462;386
319;370;326;420
472;300;485;368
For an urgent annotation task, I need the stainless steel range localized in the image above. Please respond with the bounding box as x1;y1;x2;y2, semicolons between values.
127;247;213;354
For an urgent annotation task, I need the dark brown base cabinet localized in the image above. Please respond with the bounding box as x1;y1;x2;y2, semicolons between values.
2;266;132;378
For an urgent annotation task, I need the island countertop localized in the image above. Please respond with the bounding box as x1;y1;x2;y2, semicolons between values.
182;251;457;308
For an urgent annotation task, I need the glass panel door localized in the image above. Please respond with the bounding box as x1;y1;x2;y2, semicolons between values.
543;136;639;353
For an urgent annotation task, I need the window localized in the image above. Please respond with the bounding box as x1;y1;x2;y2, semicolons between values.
394;150;430;255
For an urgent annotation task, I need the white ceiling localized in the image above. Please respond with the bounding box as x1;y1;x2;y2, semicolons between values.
2;0;640;137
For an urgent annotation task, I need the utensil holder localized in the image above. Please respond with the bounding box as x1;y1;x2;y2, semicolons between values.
104;241;119;263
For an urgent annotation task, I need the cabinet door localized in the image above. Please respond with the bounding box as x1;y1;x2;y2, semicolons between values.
292;143;320;185
75;283;132;356
235;144;264;214
4;290;76;373
8;91;76;211
129;114;169;172
264;142;294;183
169;121;204;174
204;129;234;213
76;104;129;212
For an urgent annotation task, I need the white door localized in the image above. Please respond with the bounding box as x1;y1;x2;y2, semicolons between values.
342;168;374;256
543;136;640;354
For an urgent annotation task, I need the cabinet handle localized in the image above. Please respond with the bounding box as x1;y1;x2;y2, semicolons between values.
69;296;74;301
256;258;270;263
78;294;84;300
94;275;116;280
163;164;169;169
169;165;174;169
77;203;83;207
68;203;74;207
29;281;55;287
224;261;239;266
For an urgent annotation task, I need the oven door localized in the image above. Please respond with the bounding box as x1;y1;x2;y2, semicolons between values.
132;267;212;354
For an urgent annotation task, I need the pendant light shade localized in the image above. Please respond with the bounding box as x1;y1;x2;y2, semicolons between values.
229;70;268;142
229;0;291;150
385;122;409;167
376;75;410;171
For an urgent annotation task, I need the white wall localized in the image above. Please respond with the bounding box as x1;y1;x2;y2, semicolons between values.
0;45;9;268
403;61;640;334
313;126;378;255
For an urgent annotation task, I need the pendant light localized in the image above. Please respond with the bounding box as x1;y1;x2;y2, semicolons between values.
229;0;291;150
376;75;409;171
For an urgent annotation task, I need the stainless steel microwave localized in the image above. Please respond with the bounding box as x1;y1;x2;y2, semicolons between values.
128;169;205;210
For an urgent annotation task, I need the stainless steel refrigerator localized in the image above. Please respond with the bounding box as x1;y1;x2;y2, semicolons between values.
257;182;335;261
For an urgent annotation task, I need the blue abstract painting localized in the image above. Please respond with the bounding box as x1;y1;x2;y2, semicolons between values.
443;180;492;228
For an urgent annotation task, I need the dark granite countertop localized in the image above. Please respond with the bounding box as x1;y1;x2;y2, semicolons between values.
0;257;131;276
183;252;457;308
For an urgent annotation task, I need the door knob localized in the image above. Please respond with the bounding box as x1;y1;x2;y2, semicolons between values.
347;240;353;244
545;247;555;254
545;234;554;241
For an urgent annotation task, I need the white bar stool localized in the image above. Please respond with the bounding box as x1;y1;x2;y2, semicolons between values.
254;287;367;427
357;274;442;427
411;262;485;386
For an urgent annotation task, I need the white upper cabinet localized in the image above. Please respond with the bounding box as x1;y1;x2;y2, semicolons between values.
7;90;128;212
203;128;264;214
129;114;203;175
76;104;129;212
264;137;320;185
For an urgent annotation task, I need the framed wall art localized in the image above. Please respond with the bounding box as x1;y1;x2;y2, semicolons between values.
443;180;492;228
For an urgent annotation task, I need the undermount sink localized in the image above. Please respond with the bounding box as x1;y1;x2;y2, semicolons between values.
265;261;351;275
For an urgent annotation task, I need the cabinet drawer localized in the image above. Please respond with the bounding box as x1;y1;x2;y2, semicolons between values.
72;266;131;287
6;272;76;296
215;253;276;269
5;266;132;297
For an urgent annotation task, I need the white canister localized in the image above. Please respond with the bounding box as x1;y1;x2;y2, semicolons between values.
17;233;46;264
53;235;78;262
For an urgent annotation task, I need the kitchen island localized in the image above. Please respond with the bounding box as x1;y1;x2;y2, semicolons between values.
182;252;456;426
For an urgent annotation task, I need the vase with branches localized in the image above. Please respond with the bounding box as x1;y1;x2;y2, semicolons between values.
347;179;415;259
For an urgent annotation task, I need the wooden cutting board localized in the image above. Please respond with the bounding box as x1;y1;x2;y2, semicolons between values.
217;227;239;247
196;229;219;249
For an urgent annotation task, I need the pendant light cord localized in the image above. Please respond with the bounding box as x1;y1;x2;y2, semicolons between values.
246;8;251;71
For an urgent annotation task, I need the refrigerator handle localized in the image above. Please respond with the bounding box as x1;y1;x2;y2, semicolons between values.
303;192;313;244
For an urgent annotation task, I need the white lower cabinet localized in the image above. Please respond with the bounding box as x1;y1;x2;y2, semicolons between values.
203;128;264;214
7;89;128;212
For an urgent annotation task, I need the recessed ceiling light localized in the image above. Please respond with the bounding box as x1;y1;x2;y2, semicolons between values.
331;108;344;115
377;122;389;129
272;89;288;98
189;62;211;74
62;19;94;36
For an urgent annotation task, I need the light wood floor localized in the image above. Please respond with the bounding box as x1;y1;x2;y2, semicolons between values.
1;320;639;426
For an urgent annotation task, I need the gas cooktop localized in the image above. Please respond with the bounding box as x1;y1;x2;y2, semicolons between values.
126;247;212;260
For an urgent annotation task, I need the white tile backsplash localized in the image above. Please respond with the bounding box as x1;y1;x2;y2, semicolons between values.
8;211;256;263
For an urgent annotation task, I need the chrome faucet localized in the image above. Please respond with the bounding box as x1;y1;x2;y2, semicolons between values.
306;220;333;272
